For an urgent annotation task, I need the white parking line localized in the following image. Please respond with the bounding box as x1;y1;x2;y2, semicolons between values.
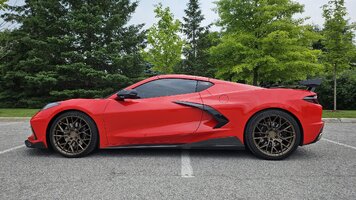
322;138;356;150
0;145;26;155
181;150;194;178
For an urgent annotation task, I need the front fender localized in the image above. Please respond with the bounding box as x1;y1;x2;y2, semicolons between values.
30;99;110;148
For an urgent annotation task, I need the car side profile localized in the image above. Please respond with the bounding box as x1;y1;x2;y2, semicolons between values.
25;74;324;160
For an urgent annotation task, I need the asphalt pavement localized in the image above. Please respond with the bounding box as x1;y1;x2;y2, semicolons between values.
0;119;355;200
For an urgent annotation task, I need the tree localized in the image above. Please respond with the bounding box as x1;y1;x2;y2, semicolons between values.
0;0;6;10
322;0;355;110
211;0;322;85
317;68;356;110
144;3;183;74
183;0;205;61
0;0;145;108
177;0;217;77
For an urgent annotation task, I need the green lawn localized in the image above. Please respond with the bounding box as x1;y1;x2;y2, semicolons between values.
0;108;40;117
322;110;356;118
0;108;355;118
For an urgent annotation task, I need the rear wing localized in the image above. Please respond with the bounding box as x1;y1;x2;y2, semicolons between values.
299;79;322;92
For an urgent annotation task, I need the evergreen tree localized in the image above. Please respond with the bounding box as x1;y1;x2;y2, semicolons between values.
322;0;355;110
211;0;322;85
183;0;205;61
178;0;216;77
144;3;183;74
0;0;145;107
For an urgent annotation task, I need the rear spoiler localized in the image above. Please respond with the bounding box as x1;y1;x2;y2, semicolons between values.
299;79;322;92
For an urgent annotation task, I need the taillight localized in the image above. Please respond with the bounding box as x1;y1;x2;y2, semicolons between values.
303;95;319;104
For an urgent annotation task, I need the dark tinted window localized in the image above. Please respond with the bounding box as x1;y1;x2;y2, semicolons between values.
197;81;214;92
135;79;198;99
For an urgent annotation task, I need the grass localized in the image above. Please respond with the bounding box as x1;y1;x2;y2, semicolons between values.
0;108;355;118
322;110;356;118
0;108;40;117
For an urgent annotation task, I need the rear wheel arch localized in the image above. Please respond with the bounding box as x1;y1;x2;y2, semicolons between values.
46;109;100;150
243;108;304;146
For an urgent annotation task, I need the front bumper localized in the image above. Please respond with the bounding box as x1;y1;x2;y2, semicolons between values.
25;130;46;149
25;139;46;149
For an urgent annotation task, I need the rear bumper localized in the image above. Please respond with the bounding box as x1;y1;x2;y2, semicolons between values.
304;121;324;145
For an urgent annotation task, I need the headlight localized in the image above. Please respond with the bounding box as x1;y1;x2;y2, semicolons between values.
42;102;60;110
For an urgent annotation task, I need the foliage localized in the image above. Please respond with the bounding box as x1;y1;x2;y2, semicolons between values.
0;0;6;10
0;0;145;108
143;3;183;74
322;0;355;71
174;0;218;77
317;69;356;110
321;0;355;110
211;0;322;85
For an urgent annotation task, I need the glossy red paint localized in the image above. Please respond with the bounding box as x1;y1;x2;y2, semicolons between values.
27;74;324;149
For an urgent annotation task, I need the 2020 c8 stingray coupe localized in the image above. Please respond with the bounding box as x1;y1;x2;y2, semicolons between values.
25;74;324;160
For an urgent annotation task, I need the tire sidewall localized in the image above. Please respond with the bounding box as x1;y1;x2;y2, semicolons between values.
245;110;301;160
49;111;98;158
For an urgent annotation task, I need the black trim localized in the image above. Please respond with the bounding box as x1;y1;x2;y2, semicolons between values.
104;137;244;150
182;137;244;149
196;81;214;92
25;140;46;149
299;79;322;92
174;101;229;128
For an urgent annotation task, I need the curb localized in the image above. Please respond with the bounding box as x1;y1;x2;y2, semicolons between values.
322;118;356;123
0;117;31;121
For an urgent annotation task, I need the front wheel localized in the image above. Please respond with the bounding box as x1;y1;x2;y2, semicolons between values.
245;110;301;160
49;111;98;158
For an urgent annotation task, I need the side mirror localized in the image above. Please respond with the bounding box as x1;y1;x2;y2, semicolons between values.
116;89;139;100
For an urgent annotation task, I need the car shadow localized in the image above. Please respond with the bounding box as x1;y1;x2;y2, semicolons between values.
23;147;316;160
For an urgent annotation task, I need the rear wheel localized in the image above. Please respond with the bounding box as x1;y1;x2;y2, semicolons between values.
245;110;301;160
49;111;98;158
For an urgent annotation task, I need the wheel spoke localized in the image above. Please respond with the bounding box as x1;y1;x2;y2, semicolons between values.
252;115;296;157
52;116;92;155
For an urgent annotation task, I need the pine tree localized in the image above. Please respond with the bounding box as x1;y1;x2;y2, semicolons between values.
322;0;355;110
182;0;205;63
178;0;216;77
0;0;145;107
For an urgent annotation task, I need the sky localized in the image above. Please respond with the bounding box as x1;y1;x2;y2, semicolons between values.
130;0;356;30
4;0;356;30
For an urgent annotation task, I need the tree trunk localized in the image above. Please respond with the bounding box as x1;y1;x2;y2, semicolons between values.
253;67;259;86
333;63;337;111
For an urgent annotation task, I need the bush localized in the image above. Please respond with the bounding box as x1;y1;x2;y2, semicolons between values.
316;69;356;110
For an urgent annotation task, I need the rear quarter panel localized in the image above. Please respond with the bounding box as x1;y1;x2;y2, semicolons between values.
198;85;322;145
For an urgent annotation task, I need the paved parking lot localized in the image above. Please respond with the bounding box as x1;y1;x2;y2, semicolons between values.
1;120;355;199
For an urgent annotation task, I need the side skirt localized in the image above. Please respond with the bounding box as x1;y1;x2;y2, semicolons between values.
103;137;245;150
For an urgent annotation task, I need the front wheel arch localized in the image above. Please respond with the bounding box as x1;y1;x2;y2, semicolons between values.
46;109;100;151
243;108;304;147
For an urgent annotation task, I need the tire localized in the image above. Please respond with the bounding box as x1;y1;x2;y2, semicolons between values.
49;111;98;158
245;109;301;160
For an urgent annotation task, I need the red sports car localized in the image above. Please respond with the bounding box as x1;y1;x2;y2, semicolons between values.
25;74;324;160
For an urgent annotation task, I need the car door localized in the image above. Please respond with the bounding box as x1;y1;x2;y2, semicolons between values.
104;78;204;146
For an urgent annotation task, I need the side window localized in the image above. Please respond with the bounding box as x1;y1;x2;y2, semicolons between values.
135;79;198;99
197;81;214;92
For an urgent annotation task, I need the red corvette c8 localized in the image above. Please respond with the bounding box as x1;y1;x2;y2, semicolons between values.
25;74;324;160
